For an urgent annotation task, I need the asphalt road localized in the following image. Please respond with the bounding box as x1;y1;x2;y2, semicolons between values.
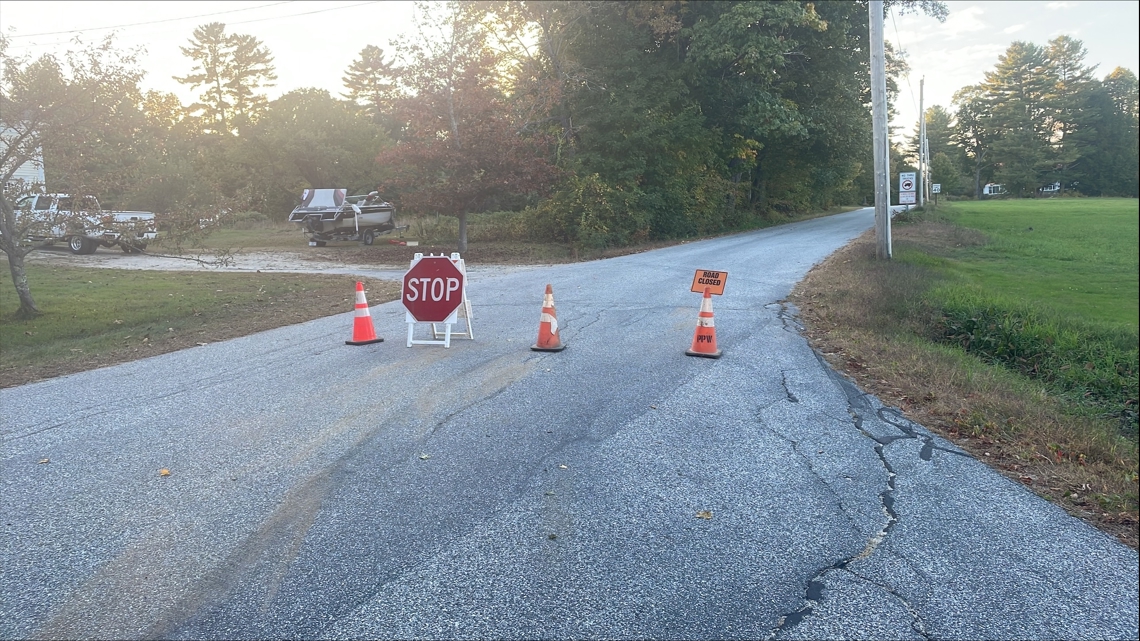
3;207;1137;640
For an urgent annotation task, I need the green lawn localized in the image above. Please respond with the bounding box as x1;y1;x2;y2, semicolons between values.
939;198;1139;327
906;199;1138;436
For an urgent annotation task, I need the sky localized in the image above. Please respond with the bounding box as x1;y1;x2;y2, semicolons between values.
1;0;1138;142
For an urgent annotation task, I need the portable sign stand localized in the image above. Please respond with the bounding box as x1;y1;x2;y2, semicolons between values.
430;254;473;343
404;252;473;348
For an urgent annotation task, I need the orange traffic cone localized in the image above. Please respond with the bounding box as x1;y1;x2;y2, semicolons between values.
685;287;721;358
531;284;565;352
346;281;384;345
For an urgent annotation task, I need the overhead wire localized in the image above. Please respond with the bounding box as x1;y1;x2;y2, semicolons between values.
2;2;381;53
3;2;295;39
889;6;921;121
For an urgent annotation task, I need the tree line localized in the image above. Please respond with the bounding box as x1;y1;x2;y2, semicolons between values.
909;36;1138;199
4;1;1137;319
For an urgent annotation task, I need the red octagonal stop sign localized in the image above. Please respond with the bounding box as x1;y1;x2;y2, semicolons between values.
402;256;465;322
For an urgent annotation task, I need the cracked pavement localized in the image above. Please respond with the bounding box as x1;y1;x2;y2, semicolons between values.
3;208;1137;639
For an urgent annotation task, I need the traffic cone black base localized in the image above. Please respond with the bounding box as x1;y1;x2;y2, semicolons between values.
346;281;384;345
531;284;566;352
347;337;385;346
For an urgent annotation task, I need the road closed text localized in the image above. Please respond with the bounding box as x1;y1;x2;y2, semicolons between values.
690;269;728;295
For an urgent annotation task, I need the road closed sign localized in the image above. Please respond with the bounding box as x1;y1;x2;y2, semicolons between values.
691;269;728;295
402;255;465;322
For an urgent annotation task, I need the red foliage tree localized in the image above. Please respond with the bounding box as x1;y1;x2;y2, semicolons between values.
377;1;556;252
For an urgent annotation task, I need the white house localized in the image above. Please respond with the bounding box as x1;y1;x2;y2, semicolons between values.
982;183;1006;197
2;126;46;194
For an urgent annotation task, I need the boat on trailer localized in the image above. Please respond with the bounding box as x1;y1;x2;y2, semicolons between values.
288;188;400;246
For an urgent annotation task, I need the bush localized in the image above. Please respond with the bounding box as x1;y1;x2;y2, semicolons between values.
524;174;650;251
934;288;1139;435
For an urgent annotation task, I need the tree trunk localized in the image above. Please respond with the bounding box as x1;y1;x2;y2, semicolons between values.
457;211;468;254
974;148;988;200
5;250;40;319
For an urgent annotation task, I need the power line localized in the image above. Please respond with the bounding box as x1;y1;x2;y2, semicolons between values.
2;1;383;54
4;2;295;39
227;1;380;26
889;7;920;125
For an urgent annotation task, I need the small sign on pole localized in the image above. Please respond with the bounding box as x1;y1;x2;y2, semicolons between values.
899;171;917;206
932;184;941;194
690;269;727;295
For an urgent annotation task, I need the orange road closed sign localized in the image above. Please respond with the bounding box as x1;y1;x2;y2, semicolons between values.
691;269;727;295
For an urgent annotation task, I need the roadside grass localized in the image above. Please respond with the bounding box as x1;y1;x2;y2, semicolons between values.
0;265;400;388
154;206;861;259
791;199;1139;548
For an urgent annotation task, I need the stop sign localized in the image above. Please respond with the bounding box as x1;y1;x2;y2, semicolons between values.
402;256;465;322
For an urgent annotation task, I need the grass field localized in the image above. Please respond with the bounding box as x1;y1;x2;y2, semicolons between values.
914;199;1138;433
933;198;1138;326
0;265;400;387
791;197;1139;548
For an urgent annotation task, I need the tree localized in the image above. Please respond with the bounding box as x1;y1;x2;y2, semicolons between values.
477;1;589;164
907;104;955;165
983;41;1053;196
1;35;144;318
1042;36;1097;194
245;89;391;215
380;1;556;252
174;22;276;134
929;151;963;196
226;33;277;131
953;84;995;198
342;45;396;127
1078;67;1139;196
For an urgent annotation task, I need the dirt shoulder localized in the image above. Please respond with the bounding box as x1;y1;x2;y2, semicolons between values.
788;225;1138;549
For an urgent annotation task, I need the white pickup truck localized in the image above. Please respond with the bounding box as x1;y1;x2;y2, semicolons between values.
16;193;159;254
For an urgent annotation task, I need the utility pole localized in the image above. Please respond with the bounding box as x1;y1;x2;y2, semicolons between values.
870;0;891;259
918;77;925;208
924;136;931;204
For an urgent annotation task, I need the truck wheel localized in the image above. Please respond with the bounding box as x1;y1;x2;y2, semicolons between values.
362;229;375;246
68;237;95;254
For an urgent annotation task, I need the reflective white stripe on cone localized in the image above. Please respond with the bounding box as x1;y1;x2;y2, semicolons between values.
347;281;384;345
685;287;721;358
532;284;565;352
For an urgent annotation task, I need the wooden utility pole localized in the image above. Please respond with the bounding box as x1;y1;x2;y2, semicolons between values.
918;77;925;208
870;0;891;259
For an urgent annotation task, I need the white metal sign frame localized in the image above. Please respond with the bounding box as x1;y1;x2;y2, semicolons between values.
405;252;474;348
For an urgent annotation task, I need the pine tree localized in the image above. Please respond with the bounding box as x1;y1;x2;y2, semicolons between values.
174;22;276;134
174;23;231;132
952;84;996;198
1081;67;1140;196
981;41;1053;196
226;33;277;130
342;45;395;125
1042;36;1096;194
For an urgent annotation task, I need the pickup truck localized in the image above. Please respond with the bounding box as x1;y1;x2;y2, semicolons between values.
16;193;159;254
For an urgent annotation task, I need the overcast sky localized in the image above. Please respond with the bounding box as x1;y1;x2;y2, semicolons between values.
2;0;1137;142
